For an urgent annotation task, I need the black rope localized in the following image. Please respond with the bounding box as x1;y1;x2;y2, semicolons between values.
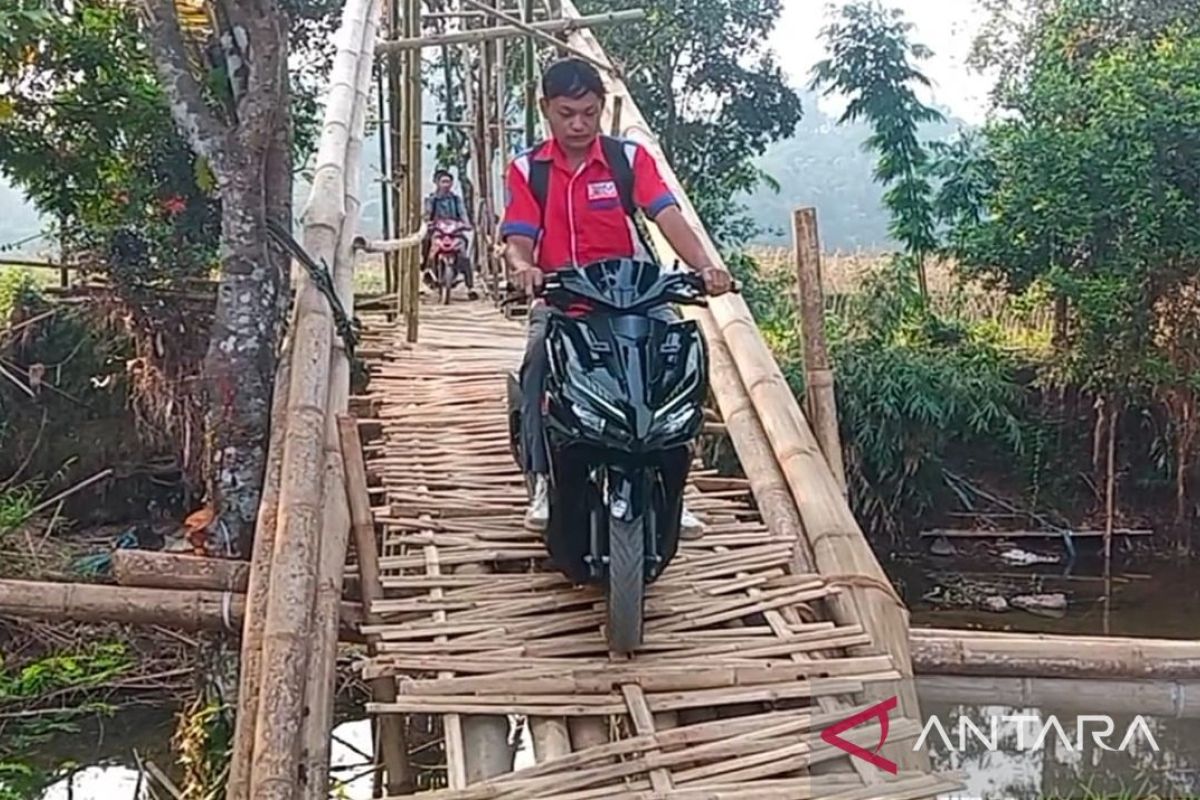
266;220;368;391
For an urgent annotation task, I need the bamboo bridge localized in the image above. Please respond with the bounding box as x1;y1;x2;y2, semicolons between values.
211;0;964;796
185;0;1184;798
2;0;1199;796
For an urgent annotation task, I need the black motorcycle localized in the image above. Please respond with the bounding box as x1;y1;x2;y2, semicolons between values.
506;258;720;653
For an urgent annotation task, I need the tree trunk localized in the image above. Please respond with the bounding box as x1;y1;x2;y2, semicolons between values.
203;161;281;558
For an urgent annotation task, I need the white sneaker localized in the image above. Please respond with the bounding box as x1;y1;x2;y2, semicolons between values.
680;502;705;540
524;475;550;532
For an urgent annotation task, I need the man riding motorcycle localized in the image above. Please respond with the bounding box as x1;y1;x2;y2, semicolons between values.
501;57;732;535
423;169;477;299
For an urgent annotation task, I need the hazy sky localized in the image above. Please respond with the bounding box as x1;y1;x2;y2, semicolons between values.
770;0;994;124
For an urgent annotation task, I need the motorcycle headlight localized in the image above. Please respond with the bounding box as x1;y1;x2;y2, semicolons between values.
572;402;606;433
656;405;695;435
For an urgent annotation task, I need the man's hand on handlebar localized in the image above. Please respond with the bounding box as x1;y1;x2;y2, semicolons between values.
515;266;545;297
696;264;733;296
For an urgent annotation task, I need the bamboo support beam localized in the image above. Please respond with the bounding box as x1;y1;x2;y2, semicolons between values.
793;208;846;495
458;0;620;76
558;0;925;773
354;225;426;253
226;344;293;800
0;579;363;636
376;9;643;53
423;118;524;132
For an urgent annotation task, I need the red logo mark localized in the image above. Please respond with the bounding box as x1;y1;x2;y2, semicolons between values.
820;696;899;774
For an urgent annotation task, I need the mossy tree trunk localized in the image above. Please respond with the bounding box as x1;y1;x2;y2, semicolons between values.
141;0;291;557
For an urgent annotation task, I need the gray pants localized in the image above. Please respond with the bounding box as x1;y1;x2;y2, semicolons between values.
521;303;679;475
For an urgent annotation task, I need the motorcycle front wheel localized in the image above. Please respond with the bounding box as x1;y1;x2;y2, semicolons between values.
606;514;646;654
439;258;454;305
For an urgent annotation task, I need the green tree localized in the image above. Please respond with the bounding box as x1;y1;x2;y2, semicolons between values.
810;0;944;296
944;0;1200;521
0;0;335;553
575;0;802;244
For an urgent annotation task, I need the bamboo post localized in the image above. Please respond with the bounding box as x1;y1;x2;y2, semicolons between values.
793;207;846;495
557;0;925;773
376;61;393;299
338;416;413;794
248;1;377;796
523;0;535;147
404;0;422;343
388;0;404;315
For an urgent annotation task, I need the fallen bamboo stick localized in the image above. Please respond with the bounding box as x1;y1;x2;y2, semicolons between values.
920;528;1152;539
0;579;363;637
112;549;251;593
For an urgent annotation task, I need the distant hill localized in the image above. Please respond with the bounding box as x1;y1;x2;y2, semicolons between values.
6;90;971;255
740;92;973;251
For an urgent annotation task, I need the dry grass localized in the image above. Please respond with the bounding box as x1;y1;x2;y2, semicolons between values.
747;246;1055;350
748;246;963;295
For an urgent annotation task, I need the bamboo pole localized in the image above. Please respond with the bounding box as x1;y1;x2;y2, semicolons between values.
339;416;413;794
557;0;924;773
404;0;422;343
522;0;535;147
917;674;1200;719
458;0;615;76
226;341;292;800
911;628;1200;680
112;550;251;593
248;0;377;796
0;579;363;635
388;0;404;318
793;208;845;495
301;3;379;792
375;10;643;53
377;62;394;299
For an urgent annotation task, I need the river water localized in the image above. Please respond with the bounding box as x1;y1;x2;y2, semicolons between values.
10;555;1198;798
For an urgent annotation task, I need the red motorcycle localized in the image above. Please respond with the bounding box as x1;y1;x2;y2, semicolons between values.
426;219;473;304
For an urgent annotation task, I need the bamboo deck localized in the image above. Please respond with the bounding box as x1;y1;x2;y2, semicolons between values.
354;301;959;799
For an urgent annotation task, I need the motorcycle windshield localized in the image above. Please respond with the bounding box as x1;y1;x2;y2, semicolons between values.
559;259;678;311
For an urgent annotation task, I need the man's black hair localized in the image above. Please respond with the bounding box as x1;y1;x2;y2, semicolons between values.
434;168;453;181
541;58;605;102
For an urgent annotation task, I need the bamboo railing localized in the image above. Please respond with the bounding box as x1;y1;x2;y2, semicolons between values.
225;0;381;796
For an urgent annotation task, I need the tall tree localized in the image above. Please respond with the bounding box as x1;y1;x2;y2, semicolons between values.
810;0;944;297
576;0;802;244
136;0;293;555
